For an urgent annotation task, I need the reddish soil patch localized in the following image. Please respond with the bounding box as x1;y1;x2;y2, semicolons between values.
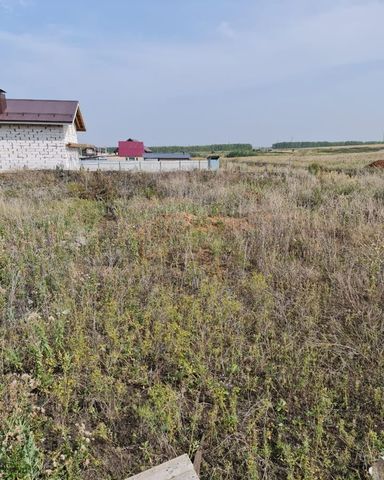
368;160;384;168
160;212;251;232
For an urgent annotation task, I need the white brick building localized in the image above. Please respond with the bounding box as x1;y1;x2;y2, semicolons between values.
0;90;86;171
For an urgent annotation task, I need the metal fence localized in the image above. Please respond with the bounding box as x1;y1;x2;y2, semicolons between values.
80;158;219;172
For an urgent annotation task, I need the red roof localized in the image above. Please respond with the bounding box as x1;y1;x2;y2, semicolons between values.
0;99;86;131
118;140;145;157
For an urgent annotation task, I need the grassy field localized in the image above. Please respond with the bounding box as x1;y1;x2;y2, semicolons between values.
223;146;384;171
181;142;384;160
0;153;384;479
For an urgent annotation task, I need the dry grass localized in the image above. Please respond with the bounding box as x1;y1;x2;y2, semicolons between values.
0;159;383;479
224;147;384;171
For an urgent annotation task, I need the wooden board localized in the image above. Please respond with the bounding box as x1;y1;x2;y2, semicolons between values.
125;455;199;480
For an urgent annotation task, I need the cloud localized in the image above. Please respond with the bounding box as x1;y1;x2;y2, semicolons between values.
2;0;384;98
0;0;31;9
217;21;236;39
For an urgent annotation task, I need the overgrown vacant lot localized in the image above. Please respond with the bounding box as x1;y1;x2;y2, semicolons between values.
0;164;384;479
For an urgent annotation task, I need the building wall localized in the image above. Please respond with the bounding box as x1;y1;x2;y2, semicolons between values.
118;141;145;158
0;123;81;171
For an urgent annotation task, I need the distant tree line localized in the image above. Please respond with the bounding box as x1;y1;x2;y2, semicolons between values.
272;141;383;149
150;144;253;154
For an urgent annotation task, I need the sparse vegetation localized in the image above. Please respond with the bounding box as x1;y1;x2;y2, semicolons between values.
224;147;384;172
0;158;384;479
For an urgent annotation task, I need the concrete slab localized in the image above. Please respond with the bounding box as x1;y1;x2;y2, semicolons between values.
125;455;199;480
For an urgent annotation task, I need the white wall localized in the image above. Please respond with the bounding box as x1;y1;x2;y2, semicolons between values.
0;123;81;171
81;159;211;172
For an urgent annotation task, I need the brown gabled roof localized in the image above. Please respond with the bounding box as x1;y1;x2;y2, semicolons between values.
0;99;86;131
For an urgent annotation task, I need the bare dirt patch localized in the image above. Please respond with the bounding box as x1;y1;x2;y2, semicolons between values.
368;160;384;169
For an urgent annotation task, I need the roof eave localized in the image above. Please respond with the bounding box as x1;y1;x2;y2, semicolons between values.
0;120;74;126
74;104;86;132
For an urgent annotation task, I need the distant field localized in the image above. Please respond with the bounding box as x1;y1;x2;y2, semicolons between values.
224;146;384;171
0;164;383;479
149;143;384;160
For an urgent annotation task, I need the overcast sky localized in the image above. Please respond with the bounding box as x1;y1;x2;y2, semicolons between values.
1;0;384;146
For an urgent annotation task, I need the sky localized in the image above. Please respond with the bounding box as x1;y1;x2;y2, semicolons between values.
1;0;384;147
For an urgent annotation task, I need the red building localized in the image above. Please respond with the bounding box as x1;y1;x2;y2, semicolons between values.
118;139;145;158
